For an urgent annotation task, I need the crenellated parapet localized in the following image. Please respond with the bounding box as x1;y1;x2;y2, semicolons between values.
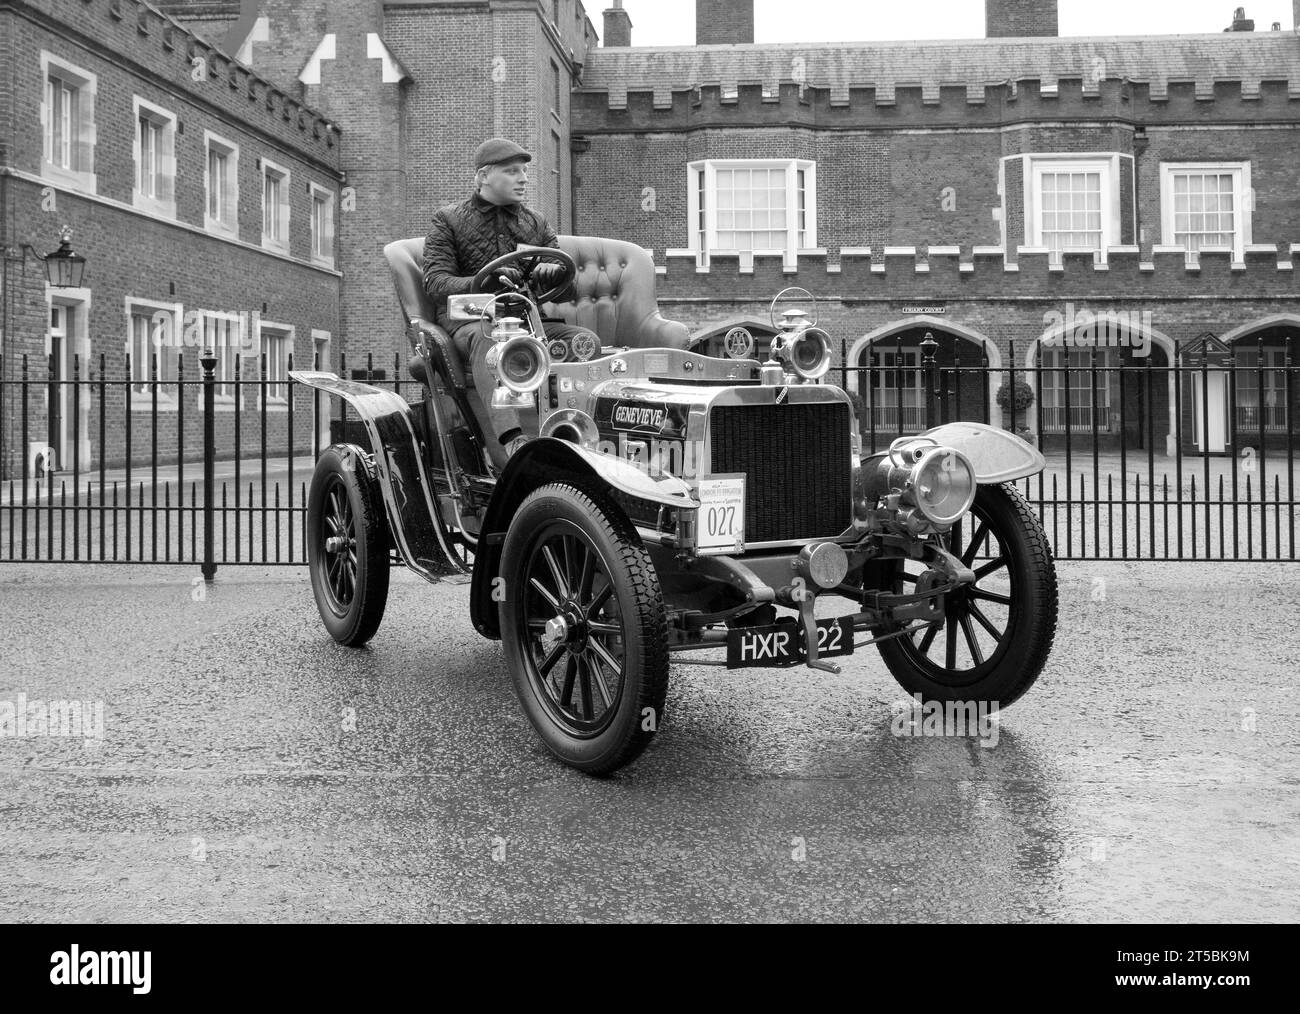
574;75;1300;131
11;0;340;159
649;244;1300;301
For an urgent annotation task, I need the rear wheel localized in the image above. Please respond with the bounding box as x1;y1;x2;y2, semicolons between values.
307;445;390;646
876;482;1057;708
500;482;668;775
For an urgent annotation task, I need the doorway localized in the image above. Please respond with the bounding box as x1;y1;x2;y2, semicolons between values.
1192;369;1229;454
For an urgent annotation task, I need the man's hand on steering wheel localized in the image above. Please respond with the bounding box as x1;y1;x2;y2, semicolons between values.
472;245;577;305
489;266;525;293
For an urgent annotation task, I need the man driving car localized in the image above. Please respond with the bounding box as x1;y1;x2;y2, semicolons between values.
421;137;595;471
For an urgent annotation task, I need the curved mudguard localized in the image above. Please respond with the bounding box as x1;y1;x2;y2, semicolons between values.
289;370;462;582
922;421;1046;484
469;437;698;639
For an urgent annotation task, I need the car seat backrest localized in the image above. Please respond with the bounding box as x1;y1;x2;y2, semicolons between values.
545;236;664;347
383;237;438;326
384;233;689;352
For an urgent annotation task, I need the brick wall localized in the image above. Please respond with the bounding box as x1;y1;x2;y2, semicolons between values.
696;0;754;45
1;0;342;478
3;176;340;474
985;0;1058;37
572;82;1300;260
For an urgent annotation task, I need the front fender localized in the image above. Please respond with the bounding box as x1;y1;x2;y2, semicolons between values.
922;421;1046;484
469;437;698;639
289;370;463;582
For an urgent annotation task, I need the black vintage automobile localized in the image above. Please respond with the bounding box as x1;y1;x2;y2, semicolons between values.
290;236;1057;774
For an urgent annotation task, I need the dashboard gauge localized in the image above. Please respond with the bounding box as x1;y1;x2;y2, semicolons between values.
547;338;569;362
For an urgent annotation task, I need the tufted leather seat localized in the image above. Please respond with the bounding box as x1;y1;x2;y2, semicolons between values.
543;236;691;351
383;234;691;389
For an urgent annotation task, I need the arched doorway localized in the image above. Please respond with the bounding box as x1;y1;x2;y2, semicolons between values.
1217;314;1300;453
1026;314;1177;456
846;317;1002;448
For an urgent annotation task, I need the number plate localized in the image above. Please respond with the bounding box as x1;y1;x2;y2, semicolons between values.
696;474;745;554
726;617;856;669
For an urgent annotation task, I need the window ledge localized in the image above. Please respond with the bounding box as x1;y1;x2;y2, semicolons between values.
309;254;335;270
130;394;178;412
261;236;290;256
204;216;239;240
42;164;97;196
199;397;243;412
133;192;176;219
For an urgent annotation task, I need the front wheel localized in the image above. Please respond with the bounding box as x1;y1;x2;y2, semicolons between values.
307;445;391;646
876;482;1057;709
499;482;669;775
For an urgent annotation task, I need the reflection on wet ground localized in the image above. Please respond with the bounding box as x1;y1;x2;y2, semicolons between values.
0;561;1296;922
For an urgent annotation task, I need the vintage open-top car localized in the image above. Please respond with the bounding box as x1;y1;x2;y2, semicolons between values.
290;236;1058;774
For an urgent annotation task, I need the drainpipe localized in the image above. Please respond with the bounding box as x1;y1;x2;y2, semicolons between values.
1132;124;1149;253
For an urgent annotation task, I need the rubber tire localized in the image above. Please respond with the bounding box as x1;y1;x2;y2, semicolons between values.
307;445;391;647
876;482;1057;709
500;481;669;775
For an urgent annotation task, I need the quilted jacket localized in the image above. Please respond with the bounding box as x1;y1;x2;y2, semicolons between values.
421;191;574;331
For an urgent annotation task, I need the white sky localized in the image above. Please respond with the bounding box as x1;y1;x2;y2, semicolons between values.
612;0;1300;45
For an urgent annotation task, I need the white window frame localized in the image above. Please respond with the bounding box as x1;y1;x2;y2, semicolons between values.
868;347;924;433
1039;346;1114;433
261;157;291;254
687;159;817;269
257;322;295;410
1235;345;1288;434
1160;162;1252;264
195;310;249;410
204;131;240;239
1024;154;1121;265
132;96;178;219
39;52;97;193
125;297;183;410
308;182;335;268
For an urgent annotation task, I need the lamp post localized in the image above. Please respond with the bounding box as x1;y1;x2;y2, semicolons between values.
1;225;89;481
3;225;87;288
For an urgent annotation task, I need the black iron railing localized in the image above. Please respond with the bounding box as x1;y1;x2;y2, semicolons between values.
0;350;410;575
1;339;1296;572
841;336;1299;562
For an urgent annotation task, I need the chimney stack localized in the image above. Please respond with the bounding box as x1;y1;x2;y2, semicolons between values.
1225;6;1255;30
985;0;1059;38
1294;0;1299;29
697;0;755;46
603;2;632;47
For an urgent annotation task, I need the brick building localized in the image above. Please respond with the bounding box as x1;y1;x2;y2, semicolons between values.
0;0;343;480
572;0;1300;455
4;0;1300;475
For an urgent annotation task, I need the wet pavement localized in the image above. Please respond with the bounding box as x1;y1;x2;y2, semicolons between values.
0;560;1297;923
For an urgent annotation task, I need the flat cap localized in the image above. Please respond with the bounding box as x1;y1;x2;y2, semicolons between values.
474;137;532;168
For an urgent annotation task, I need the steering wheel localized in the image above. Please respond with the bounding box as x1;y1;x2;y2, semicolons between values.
473;244;578;305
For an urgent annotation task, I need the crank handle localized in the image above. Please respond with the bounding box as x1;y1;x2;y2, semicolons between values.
799;593;842;675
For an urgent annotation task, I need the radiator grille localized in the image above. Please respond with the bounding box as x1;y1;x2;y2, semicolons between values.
709;402;852;544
